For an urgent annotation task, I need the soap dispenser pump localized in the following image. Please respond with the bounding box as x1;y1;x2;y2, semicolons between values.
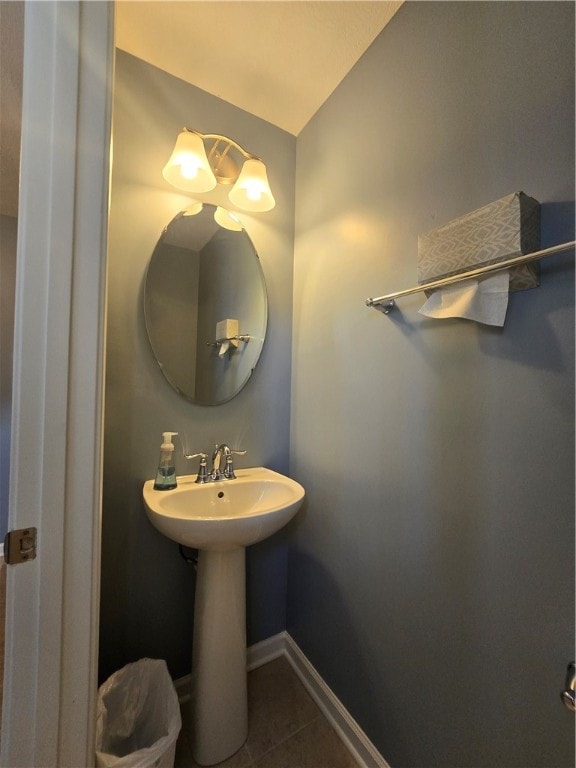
154;432;178;490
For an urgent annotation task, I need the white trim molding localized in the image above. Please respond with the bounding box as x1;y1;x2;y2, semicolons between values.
246;631;286;670
0;3;113;766
283;634;391;768
176;632;390;768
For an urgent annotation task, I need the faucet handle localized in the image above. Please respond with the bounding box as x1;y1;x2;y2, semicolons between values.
184;452;209;484
223;454;236;479
223;449;246;479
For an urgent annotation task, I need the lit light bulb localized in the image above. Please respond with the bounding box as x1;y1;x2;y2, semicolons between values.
246;184;263;201
180;157;200;179
229;158;275;212
162;130;217;193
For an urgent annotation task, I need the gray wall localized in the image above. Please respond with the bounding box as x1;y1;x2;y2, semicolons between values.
100;51;296;682
196;229;265;403
289;3;574;768
145;240;200;397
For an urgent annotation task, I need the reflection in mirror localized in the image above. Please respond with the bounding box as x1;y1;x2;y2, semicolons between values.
144;204;267;405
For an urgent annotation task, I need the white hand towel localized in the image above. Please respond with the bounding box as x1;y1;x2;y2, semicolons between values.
418;270;510;326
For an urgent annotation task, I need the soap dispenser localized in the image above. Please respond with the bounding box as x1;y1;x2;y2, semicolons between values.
154;432;178;490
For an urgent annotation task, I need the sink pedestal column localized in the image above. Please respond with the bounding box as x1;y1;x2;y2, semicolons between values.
190;547;248;765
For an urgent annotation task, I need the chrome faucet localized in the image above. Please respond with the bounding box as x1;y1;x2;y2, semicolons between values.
185;444;246;483
211;443;246;480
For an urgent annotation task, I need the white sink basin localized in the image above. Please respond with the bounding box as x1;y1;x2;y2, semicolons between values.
143;467;305;550
143;466;305;764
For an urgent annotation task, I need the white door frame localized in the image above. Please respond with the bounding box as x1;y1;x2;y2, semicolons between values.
1;2;113;765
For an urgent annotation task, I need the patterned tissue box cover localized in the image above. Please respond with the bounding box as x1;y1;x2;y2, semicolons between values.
418;192;540;293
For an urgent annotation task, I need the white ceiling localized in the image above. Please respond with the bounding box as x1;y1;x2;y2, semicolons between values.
115;1;403;136
0;1;403;218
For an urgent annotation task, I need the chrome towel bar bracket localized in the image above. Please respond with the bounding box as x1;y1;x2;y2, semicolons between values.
561;662;575;712
372;300;396;314
206;334;251;348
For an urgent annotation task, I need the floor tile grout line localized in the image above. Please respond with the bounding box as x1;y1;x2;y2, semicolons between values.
248;712;322;765
243;739;255;766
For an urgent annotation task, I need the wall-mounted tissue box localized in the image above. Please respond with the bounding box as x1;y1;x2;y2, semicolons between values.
216;319;239;345
418;192;540;293
215;319;239;358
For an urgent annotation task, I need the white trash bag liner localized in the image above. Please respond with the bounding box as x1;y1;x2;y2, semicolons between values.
96;658;182;768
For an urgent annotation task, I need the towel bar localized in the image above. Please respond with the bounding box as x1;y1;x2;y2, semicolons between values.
366;240;575;313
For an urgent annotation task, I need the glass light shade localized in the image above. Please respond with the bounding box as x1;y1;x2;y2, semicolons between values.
182;202;204;216
162;131;217;193
214;206;243;231
228;158;275;212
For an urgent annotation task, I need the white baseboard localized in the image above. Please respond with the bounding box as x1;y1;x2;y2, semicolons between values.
175;631;390;768
247;631;286;670
174;673;191;703
282;633;390;768
175;633;287;702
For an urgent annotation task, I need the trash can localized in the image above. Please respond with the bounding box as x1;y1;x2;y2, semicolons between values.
96;658;182;768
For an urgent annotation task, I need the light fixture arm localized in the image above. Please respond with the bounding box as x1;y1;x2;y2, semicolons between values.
191;130;262;163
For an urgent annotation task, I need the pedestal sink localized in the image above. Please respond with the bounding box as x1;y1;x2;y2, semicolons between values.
142;467;305;765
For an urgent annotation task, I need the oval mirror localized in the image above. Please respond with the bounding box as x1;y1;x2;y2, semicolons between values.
144;203;267;405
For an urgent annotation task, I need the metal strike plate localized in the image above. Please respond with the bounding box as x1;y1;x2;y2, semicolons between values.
561;662;576;712
4;527;37;565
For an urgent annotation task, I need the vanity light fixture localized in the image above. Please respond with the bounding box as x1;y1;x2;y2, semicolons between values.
162;128;276;212
214;206;243;231
182;202;244;232
182;201;204;217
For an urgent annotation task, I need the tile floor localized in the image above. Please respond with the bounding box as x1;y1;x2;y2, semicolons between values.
175;656;358;768
0;575;355;767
